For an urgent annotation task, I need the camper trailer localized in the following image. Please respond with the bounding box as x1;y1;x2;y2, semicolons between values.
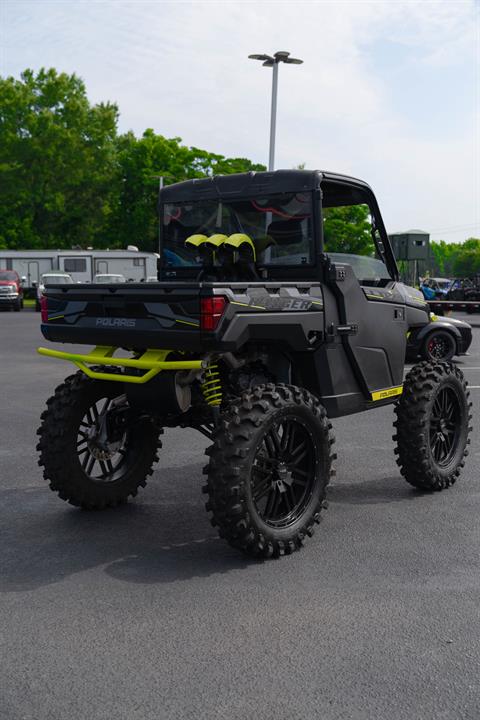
0;249;159;288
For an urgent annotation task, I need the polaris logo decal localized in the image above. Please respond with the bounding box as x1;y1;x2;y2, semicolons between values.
96;318;136;328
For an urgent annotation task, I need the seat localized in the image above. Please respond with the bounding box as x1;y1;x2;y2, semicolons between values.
266;219;304;246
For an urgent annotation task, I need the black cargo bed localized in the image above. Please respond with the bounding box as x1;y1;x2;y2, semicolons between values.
41;280;325;353
41;282;204;350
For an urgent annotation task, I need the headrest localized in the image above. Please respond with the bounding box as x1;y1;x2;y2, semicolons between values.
185;234;228;251
223;234;256;261
184;234;256;262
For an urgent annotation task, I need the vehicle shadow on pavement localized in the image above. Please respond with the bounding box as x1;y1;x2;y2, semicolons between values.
0;470;253;593
328;475;425;505
1;472;427;593
103;539;252;586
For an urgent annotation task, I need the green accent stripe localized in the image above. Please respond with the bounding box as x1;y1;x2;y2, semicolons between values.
230;301;266;310
175;318;200;327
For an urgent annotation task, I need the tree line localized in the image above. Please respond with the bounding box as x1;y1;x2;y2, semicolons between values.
0;68;265;251
429;239;480;278
1;68;478;278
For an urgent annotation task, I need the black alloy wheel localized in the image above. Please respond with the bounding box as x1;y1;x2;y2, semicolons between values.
37;369;162;509
204;384;335;558
76;396;130;483
429;386;461;467
394;362;471;490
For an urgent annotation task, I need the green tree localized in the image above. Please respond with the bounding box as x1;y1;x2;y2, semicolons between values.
429;238;480;277
0;68;119;249
106;129;266;251
323;204;374;256
452;238;480;276
0;69;266;251
429;240;448;275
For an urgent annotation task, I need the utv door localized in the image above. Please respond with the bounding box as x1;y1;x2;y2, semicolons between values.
323;256;407;398
320;178;407;400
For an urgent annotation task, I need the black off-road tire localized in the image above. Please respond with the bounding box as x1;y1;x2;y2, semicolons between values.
203;384;335;558
393;362;471;491
422;330;456;363
37;370;162;509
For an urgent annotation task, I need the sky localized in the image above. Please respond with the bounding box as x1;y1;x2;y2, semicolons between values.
2;0;479;243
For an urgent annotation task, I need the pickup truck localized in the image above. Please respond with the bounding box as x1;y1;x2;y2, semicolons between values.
0;269;24;311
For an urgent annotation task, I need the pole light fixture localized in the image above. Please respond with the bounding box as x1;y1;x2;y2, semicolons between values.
248;51;303;170
152;173;175;191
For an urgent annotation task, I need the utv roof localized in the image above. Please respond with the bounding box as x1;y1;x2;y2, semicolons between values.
159;169;372;204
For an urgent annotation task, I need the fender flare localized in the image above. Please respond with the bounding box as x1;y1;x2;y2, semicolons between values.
414;321;461;350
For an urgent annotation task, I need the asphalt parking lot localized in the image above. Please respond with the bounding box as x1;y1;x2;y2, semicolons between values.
1;310;479;720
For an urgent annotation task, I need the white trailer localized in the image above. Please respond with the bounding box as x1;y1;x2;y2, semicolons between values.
0;249;159;287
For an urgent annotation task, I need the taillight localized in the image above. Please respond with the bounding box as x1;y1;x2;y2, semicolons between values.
40;295;48;322
200;296;227;331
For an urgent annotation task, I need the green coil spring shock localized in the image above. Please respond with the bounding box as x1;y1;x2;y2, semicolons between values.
201;363;223;407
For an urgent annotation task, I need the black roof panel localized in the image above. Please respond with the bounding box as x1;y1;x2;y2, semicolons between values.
159;170;323;204
159;169;374;206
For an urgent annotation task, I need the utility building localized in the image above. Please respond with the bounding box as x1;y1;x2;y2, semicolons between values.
389;230;430;285
388;230;430;261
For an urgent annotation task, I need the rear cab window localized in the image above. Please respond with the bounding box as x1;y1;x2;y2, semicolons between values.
161;193;315;270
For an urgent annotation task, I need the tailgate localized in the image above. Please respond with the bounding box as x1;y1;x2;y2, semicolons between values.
41;282;203;350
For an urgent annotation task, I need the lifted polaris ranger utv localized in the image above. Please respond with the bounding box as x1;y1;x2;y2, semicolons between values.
37;171;472;558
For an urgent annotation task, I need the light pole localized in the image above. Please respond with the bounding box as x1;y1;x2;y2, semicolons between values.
152;173;175;192
248;51;303;171
152;174;175;253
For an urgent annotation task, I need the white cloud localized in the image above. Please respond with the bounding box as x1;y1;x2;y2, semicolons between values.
3;0;479;241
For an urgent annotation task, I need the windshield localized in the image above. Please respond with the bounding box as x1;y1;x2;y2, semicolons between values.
328;253;391;283
94;275;125;283
0;271;17;281
162;192;314;267
42;275;73;285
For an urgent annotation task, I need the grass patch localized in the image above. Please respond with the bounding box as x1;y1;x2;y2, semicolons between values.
23;299;36;308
